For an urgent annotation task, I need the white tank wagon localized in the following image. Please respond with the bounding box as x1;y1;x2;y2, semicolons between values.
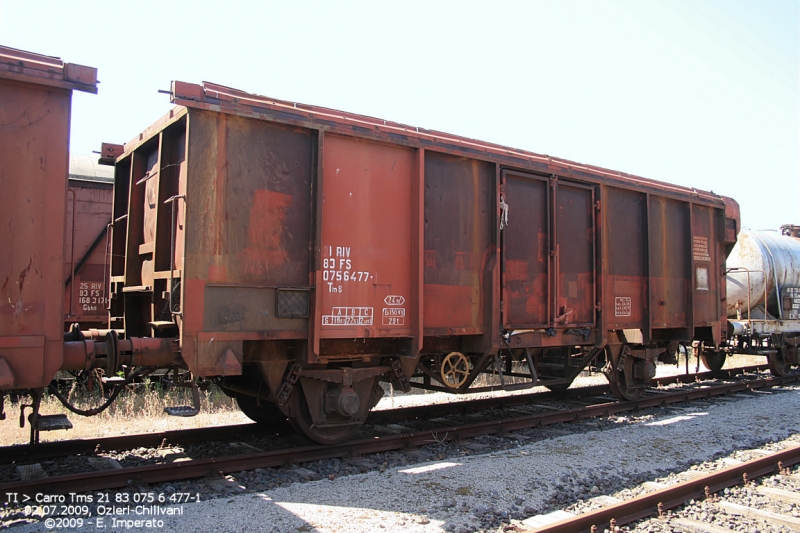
724;225;800;375
727;226;800;319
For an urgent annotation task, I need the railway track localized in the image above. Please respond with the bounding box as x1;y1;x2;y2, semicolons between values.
1;368;796;500
0;364;767;464
523;443;800;532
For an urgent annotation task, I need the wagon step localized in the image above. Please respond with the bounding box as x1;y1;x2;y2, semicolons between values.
164;379;201;417
164;406;199;417
34;414;73;432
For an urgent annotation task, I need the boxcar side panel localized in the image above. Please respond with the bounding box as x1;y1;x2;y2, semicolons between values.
649;196;691;329
502;171;549;328
181;110;314;374
423;152;493;333
691;204;720;327
501;172;596;330
318;134;414;339
604;186;646;329
224;116;312;287
555;181;596;326
64;182;112;327
0;80;71;388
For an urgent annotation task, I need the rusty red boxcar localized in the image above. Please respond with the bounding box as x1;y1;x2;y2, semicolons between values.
0;54;742;443
62;80;736;443
0;46;97;392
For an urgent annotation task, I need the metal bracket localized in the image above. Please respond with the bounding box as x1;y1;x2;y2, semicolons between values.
163;375;201;417
20;389;43;445
105;330;119;375
493;349;538;391
390;359;411;393
276;363;302;406
616;345;630;373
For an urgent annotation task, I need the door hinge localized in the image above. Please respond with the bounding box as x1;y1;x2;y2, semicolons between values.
595;200;601;211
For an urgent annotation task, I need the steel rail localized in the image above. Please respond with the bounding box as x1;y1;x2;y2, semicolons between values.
1;371;795;499
1;365;768;463
525;444;800;532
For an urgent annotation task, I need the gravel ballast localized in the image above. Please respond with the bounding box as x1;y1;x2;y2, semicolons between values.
5;386;799;533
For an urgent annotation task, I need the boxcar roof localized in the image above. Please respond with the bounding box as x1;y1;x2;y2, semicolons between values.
0;45;97;94
69;153;114;185
127;79;729;208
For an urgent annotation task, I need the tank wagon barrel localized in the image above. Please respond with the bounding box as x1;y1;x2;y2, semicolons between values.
727;227;800;319
723;225;800;375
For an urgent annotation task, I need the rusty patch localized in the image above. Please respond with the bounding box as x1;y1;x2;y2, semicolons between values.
238;190;292;273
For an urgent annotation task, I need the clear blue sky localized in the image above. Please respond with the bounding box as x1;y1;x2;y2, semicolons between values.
2;0;797;231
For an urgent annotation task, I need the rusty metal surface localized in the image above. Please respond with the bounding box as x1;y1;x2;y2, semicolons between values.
555;181;596;325
501;172;595;330
64;177;112;327
162;81;736;348
502;172;550;327
423;152;493;333
690;204;722;329
648;196;691;329
0;47;97;389
110;108;318;375
98;143;123;165
187;112;312;287
186;111;313;373
604;186;646;329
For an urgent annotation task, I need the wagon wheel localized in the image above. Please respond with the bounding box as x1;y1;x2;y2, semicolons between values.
440;352;470;389
768;347;791;377
700;350;726;372
288;381;362;445
605;347;644;401
235;394;287;426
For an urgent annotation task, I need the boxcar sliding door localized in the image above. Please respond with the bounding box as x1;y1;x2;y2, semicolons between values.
501;170;596;330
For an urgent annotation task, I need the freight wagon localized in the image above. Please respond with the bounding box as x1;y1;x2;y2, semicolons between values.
0;45;746;445
82;81;739;443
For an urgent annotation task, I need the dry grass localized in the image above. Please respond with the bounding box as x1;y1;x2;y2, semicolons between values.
1;380;248;446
